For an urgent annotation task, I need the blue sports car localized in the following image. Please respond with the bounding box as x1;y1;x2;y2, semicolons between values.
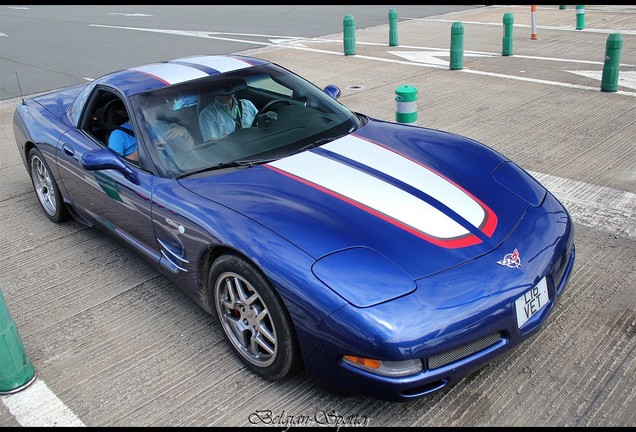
13;54;575;402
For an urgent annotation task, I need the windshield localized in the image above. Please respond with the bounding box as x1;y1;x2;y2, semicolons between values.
130;63;361;178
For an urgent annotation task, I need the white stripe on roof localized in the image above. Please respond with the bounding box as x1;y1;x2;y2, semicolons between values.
173;55;254;73
129;63;208;85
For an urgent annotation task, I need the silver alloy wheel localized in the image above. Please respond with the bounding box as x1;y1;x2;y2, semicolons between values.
31;154;57;216
215;271;277;367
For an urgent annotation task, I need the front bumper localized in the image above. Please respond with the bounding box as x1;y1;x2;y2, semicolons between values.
300;192;575;402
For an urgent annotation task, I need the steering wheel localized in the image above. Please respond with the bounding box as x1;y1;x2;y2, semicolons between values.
252;98;292;126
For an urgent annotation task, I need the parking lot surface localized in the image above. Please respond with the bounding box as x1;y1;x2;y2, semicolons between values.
1;5;635;427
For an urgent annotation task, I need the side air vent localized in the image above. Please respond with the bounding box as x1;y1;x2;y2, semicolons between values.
158;239;189;272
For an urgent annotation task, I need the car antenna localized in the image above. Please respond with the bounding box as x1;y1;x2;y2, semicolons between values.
15;72;25;105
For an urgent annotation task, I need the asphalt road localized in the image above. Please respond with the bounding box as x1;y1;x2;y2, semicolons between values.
1;4;635;427
0;5;477;100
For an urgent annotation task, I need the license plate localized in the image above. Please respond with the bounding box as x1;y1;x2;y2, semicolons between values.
515;277;549;328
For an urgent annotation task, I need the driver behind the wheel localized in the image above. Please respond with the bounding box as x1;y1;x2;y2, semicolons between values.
198;88;257;141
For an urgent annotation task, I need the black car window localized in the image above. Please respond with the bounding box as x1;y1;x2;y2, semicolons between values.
68;80;98;126
81;89;140;165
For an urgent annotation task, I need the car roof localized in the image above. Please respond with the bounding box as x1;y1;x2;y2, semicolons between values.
98;54;270;97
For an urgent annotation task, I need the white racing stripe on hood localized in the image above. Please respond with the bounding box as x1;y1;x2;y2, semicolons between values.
269;151;469;240
129;63;208;85
173;55;254;72
323;135;487;230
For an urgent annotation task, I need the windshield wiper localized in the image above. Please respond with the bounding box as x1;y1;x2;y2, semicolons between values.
177;161;244;178
176;158;278;179
288;135;346;157
232;157;280;167
177;136;347;179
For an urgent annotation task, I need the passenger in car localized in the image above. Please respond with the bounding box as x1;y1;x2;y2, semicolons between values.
198;91;257;141
108;113;139;161
143;96;197;158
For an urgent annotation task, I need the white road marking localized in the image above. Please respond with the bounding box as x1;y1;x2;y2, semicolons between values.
530;171;636;241
108;13;152;17
88;25;636;98
342;52;636;97
567;70;636;90
1;379;85;427
268;38;308;47
389;50;635;68
388;50;494;67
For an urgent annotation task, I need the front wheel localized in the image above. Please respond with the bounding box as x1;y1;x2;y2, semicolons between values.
28;147;70;223
209;254;302;380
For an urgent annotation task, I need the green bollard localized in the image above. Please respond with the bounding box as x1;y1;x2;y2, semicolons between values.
395;85;418;125
576;5;585;30
502;13;514;56
450;22;464;70
0;289;36;394
601;33;623;92
388;8;399;47
343;15;356;55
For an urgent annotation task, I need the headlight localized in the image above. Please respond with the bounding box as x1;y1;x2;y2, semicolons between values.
343;355;423;377
493;161;546;207
312;247;416;307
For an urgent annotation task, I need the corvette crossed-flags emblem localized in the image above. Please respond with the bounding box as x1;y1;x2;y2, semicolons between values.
497;248;522;269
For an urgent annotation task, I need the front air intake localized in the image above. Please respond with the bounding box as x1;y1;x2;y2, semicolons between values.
427;332;503;370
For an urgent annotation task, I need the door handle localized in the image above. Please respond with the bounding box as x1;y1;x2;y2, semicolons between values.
62;143;75;157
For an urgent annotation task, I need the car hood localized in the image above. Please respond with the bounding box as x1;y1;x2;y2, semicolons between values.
179;118;546;280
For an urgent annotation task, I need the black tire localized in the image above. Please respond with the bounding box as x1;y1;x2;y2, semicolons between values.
209;253;302;380
28;147;70;223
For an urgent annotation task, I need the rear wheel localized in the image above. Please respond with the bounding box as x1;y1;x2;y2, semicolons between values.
209;254;302;380
28;147;70;223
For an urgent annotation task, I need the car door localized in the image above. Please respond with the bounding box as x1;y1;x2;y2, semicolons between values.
55;94;160;264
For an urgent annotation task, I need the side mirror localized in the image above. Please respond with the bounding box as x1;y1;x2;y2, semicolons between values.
323;84;341;100
81;148;138;183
